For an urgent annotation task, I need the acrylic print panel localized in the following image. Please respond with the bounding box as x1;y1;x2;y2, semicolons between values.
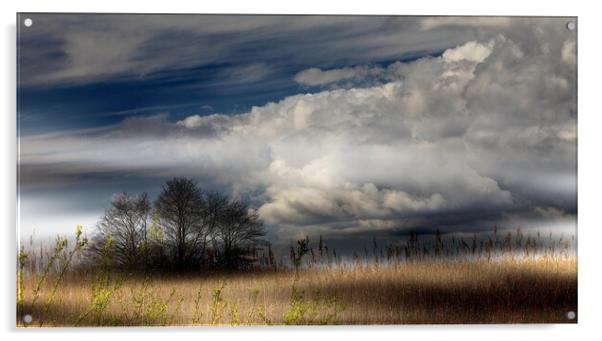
16;14;577;327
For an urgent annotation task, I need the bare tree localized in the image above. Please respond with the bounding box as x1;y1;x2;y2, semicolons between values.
90;193;151;269
90;178;267;271
197;191;229;265
154;178;205;268
214;200;266;269
137;192;152;267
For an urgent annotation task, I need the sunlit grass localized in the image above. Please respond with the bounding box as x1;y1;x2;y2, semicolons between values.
17;256;576;326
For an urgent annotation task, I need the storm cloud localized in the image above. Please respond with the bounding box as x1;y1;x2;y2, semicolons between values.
17;15;576;245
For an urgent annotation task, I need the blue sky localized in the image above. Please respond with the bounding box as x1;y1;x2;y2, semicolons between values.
17;15;577;249
18;15;457;134
18;55;445;134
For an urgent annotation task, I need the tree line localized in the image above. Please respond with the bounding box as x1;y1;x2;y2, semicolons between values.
89;178;266;270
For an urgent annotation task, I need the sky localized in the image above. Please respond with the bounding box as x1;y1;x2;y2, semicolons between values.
17;14;577;249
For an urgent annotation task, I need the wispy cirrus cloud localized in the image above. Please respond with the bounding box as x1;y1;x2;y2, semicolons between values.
20;15;502;87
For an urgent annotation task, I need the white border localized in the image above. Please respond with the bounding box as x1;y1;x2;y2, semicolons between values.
2;1;600;340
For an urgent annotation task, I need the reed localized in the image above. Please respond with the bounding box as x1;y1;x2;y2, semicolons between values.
16;227;577;326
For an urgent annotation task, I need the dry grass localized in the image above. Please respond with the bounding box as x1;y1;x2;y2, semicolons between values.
17;256;577;326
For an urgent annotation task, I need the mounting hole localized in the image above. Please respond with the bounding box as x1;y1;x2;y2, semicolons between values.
23;18;33;27
23;314;32;324
566;310;576;320
567;21;576;31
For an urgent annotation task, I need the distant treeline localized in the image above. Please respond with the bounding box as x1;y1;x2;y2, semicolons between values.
88;177;266;270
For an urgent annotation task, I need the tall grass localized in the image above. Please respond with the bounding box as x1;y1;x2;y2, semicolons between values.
16;226;577;326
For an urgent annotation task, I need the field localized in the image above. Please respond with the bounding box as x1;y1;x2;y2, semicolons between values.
17;249;577;326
